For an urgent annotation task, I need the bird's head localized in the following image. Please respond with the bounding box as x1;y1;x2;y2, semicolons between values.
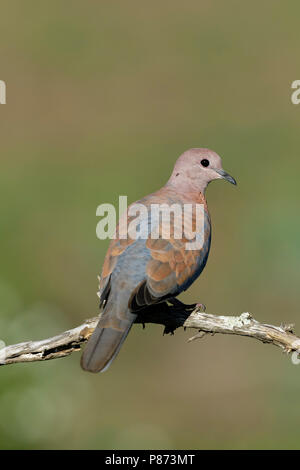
168;148;237;195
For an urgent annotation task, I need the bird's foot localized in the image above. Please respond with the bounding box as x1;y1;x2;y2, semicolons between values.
168;297;206;312
168;297;196;311
195;302;206;312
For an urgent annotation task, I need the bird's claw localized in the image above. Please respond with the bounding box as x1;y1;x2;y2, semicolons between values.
195;303;206;312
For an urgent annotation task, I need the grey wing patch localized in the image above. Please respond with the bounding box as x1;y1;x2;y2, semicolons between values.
97;274;111;308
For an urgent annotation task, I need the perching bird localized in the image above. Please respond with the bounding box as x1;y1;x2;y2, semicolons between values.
81;148;236;373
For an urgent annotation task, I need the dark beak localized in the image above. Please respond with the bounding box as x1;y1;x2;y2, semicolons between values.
214;168;237;185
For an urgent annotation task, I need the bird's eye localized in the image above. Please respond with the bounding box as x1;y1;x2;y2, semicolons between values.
201;159;209;167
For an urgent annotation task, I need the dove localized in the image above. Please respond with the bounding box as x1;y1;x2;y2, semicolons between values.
81;148;236;373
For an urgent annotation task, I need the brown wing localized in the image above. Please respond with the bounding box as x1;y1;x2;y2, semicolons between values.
129;204;211;310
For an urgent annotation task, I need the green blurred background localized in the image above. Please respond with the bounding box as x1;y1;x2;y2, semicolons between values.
0;0;300;450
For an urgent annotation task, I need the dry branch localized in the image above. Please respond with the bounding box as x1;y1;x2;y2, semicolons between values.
1;306;300;366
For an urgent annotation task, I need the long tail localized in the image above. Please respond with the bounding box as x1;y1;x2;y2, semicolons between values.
81;298;137;373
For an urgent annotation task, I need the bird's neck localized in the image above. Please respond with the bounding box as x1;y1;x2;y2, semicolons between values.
165;178;208;204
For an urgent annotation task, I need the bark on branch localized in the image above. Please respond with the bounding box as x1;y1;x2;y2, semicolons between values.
1;305;300;366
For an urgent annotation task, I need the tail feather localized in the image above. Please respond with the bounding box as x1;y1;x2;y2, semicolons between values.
81;304;136;373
